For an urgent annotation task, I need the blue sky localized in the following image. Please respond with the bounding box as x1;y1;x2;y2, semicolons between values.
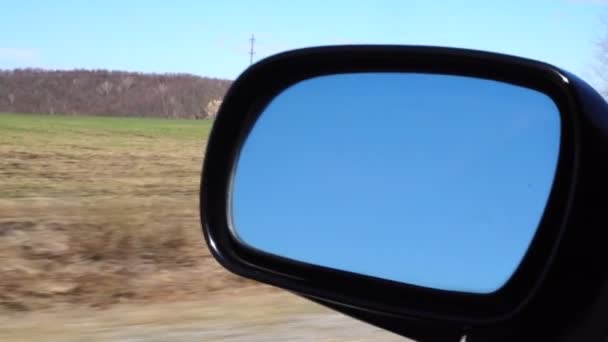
232;73;560;293
1;0;607;81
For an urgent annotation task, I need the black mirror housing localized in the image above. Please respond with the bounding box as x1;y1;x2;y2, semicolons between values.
200;45;608;341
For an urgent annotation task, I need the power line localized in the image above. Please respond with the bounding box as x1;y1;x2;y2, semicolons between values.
249;34;255;65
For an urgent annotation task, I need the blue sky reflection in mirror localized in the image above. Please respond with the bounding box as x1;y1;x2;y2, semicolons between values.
231;72;561;294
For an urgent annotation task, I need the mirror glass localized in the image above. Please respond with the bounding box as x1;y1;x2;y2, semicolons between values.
230;72;561;294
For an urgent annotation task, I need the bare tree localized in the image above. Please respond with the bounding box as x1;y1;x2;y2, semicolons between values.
97;80;113;96
0;69;231;118
205;99;222;118
121;76;134;90
591;17;608;97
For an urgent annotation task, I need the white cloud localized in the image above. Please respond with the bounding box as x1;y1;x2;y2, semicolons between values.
0;48;40;65
566;0;608;5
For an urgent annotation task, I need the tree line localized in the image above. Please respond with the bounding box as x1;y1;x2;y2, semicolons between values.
0;69;232;119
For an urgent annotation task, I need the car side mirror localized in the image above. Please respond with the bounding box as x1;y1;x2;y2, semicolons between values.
200;46;608;341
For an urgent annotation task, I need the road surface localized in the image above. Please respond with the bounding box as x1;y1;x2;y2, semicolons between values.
0;290;408;341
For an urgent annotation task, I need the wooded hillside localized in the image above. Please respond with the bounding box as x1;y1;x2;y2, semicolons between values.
0;69;231;118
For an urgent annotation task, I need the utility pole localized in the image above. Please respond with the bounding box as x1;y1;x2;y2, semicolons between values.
249;34;256;65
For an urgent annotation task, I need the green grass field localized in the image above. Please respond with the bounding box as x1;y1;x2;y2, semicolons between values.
0;112;214;144
0;113;212;198
0;113;252;311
